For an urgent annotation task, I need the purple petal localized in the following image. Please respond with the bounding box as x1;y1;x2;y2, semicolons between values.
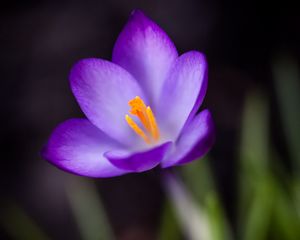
104;142;172;172
42;119;129;177
70;58;147;145
157;51;208;141
161;110;215;168
112;10;178;105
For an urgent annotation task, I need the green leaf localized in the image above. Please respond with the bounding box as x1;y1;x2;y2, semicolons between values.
158;200;181;240
242;176;274;240
272;54;300;173
273;177;300;240
181;157;214;203
163;171;213;240
0;202;50;240
205;191;233;240
238;90;271;239
66;177;114;240
239;91;269;177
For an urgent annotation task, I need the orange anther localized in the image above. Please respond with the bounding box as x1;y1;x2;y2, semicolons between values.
146;106;160;141
125;96;160;144
125;115;151;144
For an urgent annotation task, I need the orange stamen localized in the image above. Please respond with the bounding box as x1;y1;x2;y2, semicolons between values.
146;106;160;141
125;96;160;144
129;96;151;131
125;115;151;144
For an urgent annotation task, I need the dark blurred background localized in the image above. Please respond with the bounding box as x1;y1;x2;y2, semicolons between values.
1;0;299;239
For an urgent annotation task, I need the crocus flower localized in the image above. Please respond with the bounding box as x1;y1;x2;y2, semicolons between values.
42;10;215;177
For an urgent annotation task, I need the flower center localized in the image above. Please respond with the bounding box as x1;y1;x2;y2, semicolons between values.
125;96;160;144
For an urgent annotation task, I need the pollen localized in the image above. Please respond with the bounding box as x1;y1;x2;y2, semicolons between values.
125;96;160;144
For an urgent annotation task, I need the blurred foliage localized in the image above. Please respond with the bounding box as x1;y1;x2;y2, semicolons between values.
159;198;181;240
163;54;300;239
181;158;232;240
66;177;114;240
0;202;50;240
272;54;300;171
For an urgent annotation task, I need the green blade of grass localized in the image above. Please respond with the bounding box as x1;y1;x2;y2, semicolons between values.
239;91;269;176
242;176;274;240
163;171;213;240
238;90;271;240
272;175;300;240
205;191;233;240
0;202;50;240
272;54;300;239
181;157;214;203
182;158;232;240
272;54;300;172
66;177;114;240
292;177;300;217
158;200;181;240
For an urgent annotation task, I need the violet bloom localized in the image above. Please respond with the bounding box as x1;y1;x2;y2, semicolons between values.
42;10;215;177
